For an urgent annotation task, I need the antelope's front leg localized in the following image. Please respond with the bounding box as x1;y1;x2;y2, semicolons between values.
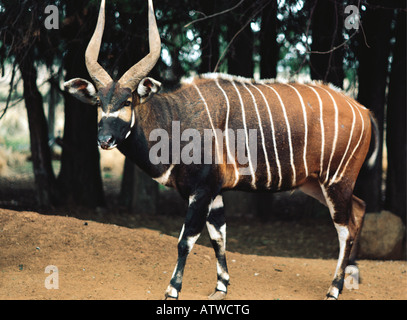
164;190;213;300
206;195;229;300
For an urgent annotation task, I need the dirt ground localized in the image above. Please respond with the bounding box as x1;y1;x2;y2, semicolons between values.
0;207;406;300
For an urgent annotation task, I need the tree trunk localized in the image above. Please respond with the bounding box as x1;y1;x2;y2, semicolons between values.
259;0;278;79
58;0;105;207
198;0;220;74
227;1;253;77
120;158;159;214
116;4;159;214
310;0;345;88
18;53;58;207
385;10;406;222
354;2;394;212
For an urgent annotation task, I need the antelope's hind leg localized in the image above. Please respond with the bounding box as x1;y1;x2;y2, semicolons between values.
320;182;366;300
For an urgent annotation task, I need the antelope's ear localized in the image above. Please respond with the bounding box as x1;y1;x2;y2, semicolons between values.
64;78;97;105
137;77;161;103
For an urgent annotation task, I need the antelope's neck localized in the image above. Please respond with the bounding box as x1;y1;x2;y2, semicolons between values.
117;92;181;180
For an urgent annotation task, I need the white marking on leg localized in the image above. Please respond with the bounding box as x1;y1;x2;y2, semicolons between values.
320;184;335;219
206;221;226;251
165;285;178;298
216;280;227;293
262;84;296;186
216;261;229;280
186;234;200;253
216;261;229;292
178;224;185;243
286;84;308;177
231;80;256;189
215;79;239;186
152;164;175;186
211;195;224;210
334;224;350;277
242;82;272;188
321;183;349;299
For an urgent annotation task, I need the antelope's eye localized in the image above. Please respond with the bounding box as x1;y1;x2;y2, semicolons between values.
124;100;131;107
96;100;101;107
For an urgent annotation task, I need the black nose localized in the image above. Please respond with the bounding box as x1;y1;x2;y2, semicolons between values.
98;134;116;150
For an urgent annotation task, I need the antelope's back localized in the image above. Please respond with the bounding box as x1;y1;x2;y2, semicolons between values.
178;74;372;192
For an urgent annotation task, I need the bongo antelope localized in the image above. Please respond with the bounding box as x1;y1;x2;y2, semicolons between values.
64;0;379;300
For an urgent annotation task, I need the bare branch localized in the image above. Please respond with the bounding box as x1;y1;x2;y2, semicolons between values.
184;0;246;28
213;0;270;73
0;58;17;120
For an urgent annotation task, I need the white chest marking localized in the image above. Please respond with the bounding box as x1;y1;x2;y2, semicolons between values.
153;164;175;186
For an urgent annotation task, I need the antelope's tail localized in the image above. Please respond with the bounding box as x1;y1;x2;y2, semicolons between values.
367;112;380;169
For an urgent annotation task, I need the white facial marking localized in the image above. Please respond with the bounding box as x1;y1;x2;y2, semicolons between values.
101;110;120;118
130;109;136;128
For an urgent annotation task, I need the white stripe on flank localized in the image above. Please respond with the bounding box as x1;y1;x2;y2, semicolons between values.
242;82;272;188
215;79;239;187
262;84;296;186
319;87;339;184
306;85;325;176
193;84;222;163
329;98;356;186
286;84;308;177
231;80;257;189
336;96;365;182
250;84;282;189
